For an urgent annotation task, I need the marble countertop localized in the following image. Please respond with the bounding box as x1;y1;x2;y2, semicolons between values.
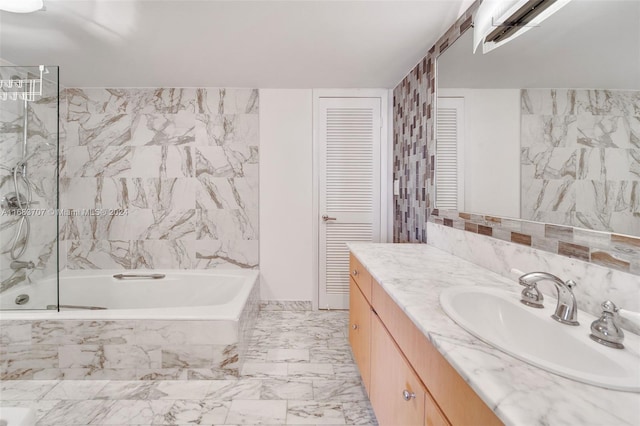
347;243;640;426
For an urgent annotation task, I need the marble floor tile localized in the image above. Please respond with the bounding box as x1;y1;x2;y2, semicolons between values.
1;310;376;425
205;379;262;400
240;362;288;378
43;380;109;400
342;401;378;425
260;378;314;400
157;400;230;424
286;400;346;425
312;379;368;402
36;400;114;425
225;399;287;424
309;348;354;364
266;349;310;363
0;399;60;423
94;381;160;400
92;400;174;425
0;380;59;400
153;380;211;399
288;364;335;379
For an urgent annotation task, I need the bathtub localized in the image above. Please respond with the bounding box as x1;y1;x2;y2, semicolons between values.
1;269;258;319
0;269;260;380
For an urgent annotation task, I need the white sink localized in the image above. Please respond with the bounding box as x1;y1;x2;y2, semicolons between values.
440;286;640;392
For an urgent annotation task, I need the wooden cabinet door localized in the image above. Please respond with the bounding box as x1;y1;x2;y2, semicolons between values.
370;313;426;426
349;278;371;392
425;391;450;426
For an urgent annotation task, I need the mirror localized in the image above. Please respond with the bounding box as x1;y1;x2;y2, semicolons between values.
435;0;640;237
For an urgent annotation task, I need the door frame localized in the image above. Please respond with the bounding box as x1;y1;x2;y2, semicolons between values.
312;89;390;310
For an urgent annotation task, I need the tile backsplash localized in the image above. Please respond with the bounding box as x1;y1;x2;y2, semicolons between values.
427;222;640;335
60;88;259;269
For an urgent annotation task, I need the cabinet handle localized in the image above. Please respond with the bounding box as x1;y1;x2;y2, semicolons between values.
352;324;359;330
352;269;359;276
402;390;416;401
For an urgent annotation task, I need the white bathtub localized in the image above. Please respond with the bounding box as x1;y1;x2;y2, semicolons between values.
0;269;259;320
0;269;260;380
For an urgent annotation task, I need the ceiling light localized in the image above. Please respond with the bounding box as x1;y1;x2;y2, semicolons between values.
0;0;44;13
474;0;572;54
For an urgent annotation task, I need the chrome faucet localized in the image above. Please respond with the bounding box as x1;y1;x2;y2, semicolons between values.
590;301;640;349
590;301;625;349
10;260;35;271
518;272;580;326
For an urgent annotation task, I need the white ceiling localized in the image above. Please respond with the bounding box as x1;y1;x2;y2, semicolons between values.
438;0;640;90
0;0;471;88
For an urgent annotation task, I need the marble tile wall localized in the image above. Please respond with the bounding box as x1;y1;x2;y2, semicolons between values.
60;87;259;270
0;279;259;380
521;89;640;236
0;66;59;299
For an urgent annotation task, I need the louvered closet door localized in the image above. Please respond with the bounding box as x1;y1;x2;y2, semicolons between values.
436;97;465;211
319;97;381;309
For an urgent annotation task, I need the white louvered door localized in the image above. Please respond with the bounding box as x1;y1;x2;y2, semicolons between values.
436;97;465;211
318;97;381;309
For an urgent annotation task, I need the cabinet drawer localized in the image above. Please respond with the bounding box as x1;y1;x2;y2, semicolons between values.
371;278;503;426
349;278;371;393
349;254;372;302
370;313;425;426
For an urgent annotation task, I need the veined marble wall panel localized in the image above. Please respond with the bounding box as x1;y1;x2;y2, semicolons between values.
521;89;640;236
0;67;60;296
61;88;259;270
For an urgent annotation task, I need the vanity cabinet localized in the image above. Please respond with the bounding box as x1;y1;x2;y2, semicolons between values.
349;277;371;392
349;253;503;426
370;313;427;425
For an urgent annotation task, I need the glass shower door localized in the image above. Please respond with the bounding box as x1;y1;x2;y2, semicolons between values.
0;65;59;310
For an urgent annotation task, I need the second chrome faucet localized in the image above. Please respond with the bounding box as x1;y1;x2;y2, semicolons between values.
518;272;580;326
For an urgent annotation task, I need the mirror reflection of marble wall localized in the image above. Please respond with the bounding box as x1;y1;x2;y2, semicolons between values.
436;0;640;237
521;89;640;236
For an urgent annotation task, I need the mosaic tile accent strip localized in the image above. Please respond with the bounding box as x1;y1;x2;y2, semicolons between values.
60;88;259;270
392;1;640;277
392;1;478;243
431;209;640;275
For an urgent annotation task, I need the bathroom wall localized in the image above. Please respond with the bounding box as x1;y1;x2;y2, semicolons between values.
60;88;259;270
259;89;315;303
0;66;59;299
521;88;640;236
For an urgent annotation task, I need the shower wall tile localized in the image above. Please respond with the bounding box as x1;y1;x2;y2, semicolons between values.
192;240;259;269
66;240;132;269
59;88;259;270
